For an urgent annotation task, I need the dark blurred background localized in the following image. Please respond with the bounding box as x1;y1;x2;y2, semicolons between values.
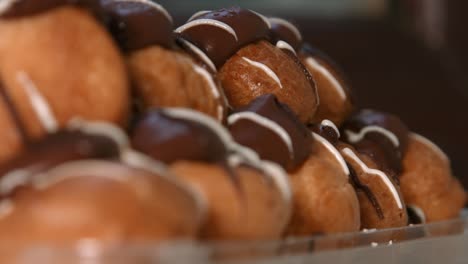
159;0;468;188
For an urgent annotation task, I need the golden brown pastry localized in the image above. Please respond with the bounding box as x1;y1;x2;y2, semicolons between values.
108;0;228;121
0;3;129;162
227;94;360;235
269;17;353;125
340;110;409;229
0;121;204;253
176;8;318;123
131;108;291;240
400;133;466;223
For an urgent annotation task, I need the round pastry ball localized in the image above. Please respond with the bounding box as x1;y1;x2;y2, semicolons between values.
0;160;204;248
339;144;408;229
287;133;360;235
219;40;318;124
171;160;290;240
400;133;466;222
128;46;227;121
0;6;129;140
299;45;353;126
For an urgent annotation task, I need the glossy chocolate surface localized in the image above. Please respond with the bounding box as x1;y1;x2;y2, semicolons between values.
1;0;173;52
0;130;120;181
101;0;173;51
269;17;302;51
176;7;270;67
229;94;312;172
342;109;409;178
131;110;229;164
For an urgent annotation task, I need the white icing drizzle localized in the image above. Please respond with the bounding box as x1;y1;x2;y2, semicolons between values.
175;19;238;41
341;147;403;209
32;161;131;190
268;17;302;42
0;169;32;196
114;0;173;23
305;57;347;101
261;160;292;204
345;125;399;147
410;133;449;162
67;118;129;148
228;112;294;159
321;119;340;138
192;65;223;121
76;239;103;259
407;204;426;223
162;108;292;204
276;40;296;55
163;108;233;146
187;10;211;22
0;0;17;15
16;71;58;133
250;10;271;29
312;132;349;175
178;38;217;72
0;199;14;220
242;57;283;89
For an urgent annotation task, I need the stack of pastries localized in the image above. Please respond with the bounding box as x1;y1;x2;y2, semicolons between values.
0;0;465;251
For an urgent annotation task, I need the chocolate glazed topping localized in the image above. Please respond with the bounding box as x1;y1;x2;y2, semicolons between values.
229;94;313;172
176;7;270;67
342;109;409;181
269;18;302;51
309;123;340;144
0;131;121;196
100;0;173;52
1;0;174;52
131;110;243;189
0;0;67;18
267;19;317;116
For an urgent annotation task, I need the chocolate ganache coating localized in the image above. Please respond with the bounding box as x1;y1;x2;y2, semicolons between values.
228;94;313;172
131;110;229;164
175;7;271;67
0;0;67;18
0;130;120;194
268;17;302;51
342;109;409;177
100;0;173;51
1;0;174;52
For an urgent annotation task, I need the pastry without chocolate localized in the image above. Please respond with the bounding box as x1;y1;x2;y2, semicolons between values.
228;95;360;235
0;3;129;162
132;108;291;240
400;133;466;223
269;17;353;125
176;7;318;123
0;121;204;250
